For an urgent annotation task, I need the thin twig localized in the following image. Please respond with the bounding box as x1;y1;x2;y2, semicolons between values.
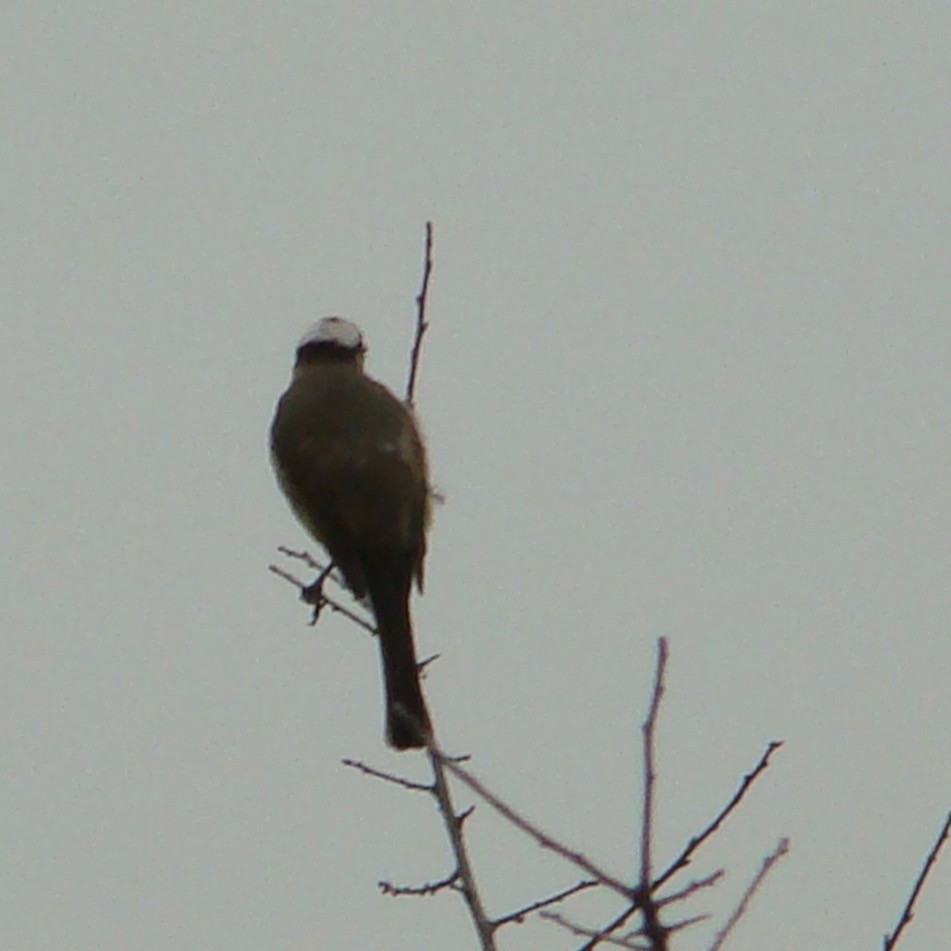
639;638;669;950
576;903;642;951
542;911;651;950
348;747;493;946
657;869;725;907
707;837;790;950
641;638;667;886
431;744;636;901
665;912;710;933
492;880;598;928
268;557;378;635
653;740;783;891
275;547;355;597
341;758;432;793
883;809;951;950
276;545;325;571
406;221;433;407
379;868;460;897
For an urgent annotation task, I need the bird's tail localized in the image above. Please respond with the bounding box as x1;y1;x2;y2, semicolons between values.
362;553;431;750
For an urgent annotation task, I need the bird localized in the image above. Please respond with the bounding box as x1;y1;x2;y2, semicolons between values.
270;317;432;749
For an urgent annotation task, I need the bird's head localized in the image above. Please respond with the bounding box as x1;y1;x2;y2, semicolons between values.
295;316;366;370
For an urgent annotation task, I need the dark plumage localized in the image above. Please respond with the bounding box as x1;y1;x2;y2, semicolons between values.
271;319;431;749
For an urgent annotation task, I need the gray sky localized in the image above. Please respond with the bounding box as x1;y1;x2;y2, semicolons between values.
2;4;948;949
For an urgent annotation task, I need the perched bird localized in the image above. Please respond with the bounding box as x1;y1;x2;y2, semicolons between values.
270;317;432;749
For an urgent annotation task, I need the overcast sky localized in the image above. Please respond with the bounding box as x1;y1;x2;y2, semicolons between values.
2;4;948;949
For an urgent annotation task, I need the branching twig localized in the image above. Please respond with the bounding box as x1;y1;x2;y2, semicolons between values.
883;809;951;950
657;869;724;907
346;748;495;948
653;740;783;891
542;910;651;950
406;221;433;407
426;746;497;950
576;903;642;951
707;837;790;950
431;744;636;902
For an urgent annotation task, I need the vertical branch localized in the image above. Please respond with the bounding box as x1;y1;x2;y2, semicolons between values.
406;220;434;407
639;637;670;950
427;747;497;950
640;637;668;886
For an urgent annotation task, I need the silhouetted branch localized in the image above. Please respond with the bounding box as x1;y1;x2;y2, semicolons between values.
640;638;667;885
426;746;496;950
379;868;460;897
492;880;598;929
431;743;636;902
653;740;783;891
657;869;724;907
883;809;951;950
345;747;495;949
665;912;710;934
638;638;669;949
342;757;431;793
708;837;789;950
269;547;378;635
541;910;650;950
576;904;642;951
406;221;433;407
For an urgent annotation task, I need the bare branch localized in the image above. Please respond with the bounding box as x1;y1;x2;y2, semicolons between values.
348;747;494;945
379;868;460;897
431;744;636;902
575;904;642;951
657;869;725;907
309;597;378;635
883;809;951;950
267;563;308;591
542;911;651;950
638;638;670;950
640;638;668;886
426;746;497;950
493;880;598;929
269;551;378;635
275;545;325;572
406;221;433;407
707;837;790;950
341;758;432;793
653;740;783;891
665;912;711;933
